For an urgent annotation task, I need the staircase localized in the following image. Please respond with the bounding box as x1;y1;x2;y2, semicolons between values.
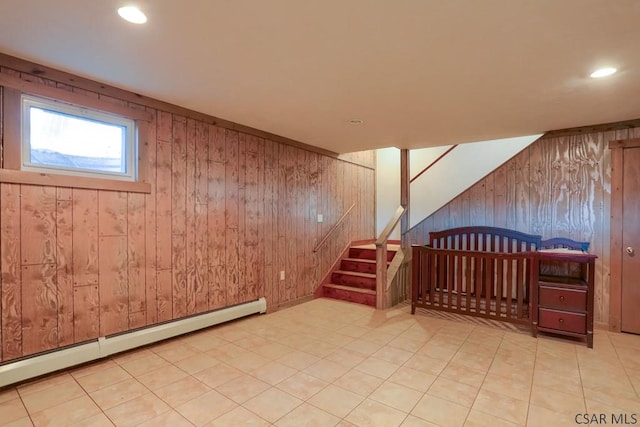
320;242;399;307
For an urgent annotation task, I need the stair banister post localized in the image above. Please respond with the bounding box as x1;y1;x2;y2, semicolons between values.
376;241;388;309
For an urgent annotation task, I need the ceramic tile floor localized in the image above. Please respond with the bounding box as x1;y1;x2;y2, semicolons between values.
1;298;640;427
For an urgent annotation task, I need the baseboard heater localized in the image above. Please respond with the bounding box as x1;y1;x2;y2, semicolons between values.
0;297;267;388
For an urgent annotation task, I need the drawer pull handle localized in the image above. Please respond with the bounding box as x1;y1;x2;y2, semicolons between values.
559;295;565;302
558;318;564;324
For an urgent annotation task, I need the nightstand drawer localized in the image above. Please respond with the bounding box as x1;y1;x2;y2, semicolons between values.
539;286;586;311
539;308;586;334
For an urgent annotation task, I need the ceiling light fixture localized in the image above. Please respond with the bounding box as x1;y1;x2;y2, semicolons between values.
118;6;147;24
590;67;617;78
349;119;364;125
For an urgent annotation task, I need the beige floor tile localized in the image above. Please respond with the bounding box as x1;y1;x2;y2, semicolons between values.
388;367;437;393
173;353;221;375
403;354;449;375
277;350;321;370
448;350;494;372
526;404;576;427
252;342;294;360
250;361;297;385
532;369;582;396
304;359;351;382
439;364;486;388
459;340;499;356
224;352;271;373
345;398;408;427
104;393;171;427
89;378;149;410
275;402;340;427
464;409;523;427
72;412;115;426
0;388;19;404
355;357;401;379
175;390;238;426
0;398;28;424
21;376;86;413
333;369;384;397
215;374;271;404
529;385;585;415
70;359;119;378
137;409;193;427
343;339;384;356
154;376;211;407
473;389;528;425
244;387;302;423
324;348;366;369
111;348;156;365
401;415;440;426
193;363;243;388
427;377;479;407
307;384;364;418
369;381;423;412
583;386;640;412
31;395;101;427
4;417;35;427
205;406;270;426
74;365;132;393
276;372;328;400
411;394;469;427
372;345;414;365
136;364;189;390
118;353;173;377
416;342;459;361
482;373;531;401
154;343;200;363
17;373;75;396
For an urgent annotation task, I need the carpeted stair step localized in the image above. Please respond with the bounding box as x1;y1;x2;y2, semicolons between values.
340;258;380;274
348;247;396;262
331;270;376;290
323;284;376;307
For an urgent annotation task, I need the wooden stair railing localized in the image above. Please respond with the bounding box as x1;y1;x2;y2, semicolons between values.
409;145;458;183
313;203;356;253
375;205;406;309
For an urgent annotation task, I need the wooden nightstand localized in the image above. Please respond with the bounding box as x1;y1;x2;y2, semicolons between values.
531;250;597;348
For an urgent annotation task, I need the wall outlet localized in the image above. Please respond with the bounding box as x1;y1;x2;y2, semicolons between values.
280;270;285;280
317;214;323;223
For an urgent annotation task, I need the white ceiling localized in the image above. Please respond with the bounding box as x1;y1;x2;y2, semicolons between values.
1;1;639;153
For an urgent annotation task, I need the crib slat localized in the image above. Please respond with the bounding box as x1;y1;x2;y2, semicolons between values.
506;257;514;320
485;257;493;318
517;257;524;320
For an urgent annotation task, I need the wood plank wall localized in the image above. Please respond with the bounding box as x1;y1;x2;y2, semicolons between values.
0;66;376;363
407;127;640;327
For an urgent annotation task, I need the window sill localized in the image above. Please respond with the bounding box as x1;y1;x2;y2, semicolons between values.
0;169;151;193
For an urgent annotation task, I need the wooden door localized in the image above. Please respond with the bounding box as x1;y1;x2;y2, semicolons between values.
610;139;640;333
621;147;640;333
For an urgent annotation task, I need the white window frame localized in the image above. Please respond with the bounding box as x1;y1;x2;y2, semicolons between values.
21;94;138;182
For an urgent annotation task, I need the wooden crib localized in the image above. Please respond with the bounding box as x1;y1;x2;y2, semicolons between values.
411;226;541;325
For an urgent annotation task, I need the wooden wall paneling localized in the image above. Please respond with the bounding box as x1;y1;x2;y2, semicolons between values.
484;175;495;227
73;285;99;342
127;193;146;328
493;164;508;229
56;188;74;346
237;134;247;303
505;158;517;231
171;233;187;319
256;138;265;299
225;130;240;305
295;148;306;298
308;152;319;293
194;122;209;312
1;183;22;360
245;136;259;300
1;87;21;170
144;108;158;325
20;185;56;266
287;146;299;301
599;131;612;325
98;235;128;336
550;137;572;238
155;140;173;321
21;263;58;354
277;142;287;306
529;137;551;237
608;134;623;330
469;179;486;226
185;119;197;315
98;191;127;237
433;205;450;231
514;148;531;233
157;111;173;143
207;159;226;309
263;139;276;306
209;125;226;163
71;189;99;291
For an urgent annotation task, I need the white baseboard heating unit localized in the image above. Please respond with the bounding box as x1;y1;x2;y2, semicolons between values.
0;297;267;388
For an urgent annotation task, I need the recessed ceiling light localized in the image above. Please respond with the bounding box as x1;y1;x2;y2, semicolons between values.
590;67;617;78
349;119;364;125
118;6;147;24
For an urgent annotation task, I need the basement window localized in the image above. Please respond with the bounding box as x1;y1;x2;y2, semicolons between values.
21;94;137;181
